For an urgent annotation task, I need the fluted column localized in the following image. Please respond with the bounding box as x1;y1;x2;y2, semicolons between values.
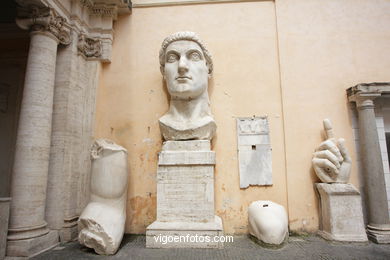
355;95;390;243
7;6;70;257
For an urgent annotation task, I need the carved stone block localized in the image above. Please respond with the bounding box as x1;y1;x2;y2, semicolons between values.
316;183;368;242
237;117;272;188
146;140;223;248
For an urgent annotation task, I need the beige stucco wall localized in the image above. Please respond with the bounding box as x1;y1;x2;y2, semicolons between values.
95;1;287;234
275;0;390;232
94;0;390;234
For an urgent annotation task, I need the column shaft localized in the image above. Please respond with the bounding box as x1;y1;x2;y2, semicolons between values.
357;99;390;226
8;31;59;240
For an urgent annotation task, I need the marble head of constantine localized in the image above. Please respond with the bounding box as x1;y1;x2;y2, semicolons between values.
158;31;216;141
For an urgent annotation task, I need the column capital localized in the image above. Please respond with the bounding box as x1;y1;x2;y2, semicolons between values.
352;94;380;110
16;5;71;45
346;82;390;110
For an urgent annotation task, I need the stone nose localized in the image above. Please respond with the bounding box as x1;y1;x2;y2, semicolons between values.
178;56;189;74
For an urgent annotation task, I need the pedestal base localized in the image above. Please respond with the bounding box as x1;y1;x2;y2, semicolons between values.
146;216;223;248
316;183;368;242
317;230;367;242
367;224;390;243
6;230;58;257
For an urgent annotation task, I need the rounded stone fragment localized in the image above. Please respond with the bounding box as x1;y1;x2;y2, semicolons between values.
248;200;288;245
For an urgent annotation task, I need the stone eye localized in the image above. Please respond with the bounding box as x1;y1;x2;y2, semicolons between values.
189;52;201;61
166;53;178;63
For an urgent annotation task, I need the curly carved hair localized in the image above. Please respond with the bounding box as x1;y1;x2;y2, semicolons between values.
159;31;213;75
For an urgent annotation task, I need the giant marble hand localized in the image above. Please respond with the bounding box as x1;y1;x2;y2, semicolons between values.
312;119;352;183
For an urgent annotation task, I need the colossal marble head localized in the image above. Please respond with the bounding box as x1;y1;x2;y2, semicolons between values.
158;32;216;141
159;31;213;100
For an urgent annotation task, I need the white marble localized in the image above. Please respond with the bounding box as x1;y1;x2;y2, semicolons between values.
156;142;215;223
158;32;216;141
316;183;368;242
237;117;272;188
146;140;223;248
147;33;222;248
248;200;288;245
78;139;128;255
312;119;352;183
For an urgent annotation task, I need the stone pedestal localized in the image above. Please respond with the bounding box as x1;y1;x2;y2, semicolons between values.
146;140;223;248
316;183;367;242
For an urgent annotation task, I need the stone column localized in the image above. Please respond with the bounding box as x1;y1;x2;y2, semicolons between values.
45;32;102;242
7;7;71;257
356;96;390;243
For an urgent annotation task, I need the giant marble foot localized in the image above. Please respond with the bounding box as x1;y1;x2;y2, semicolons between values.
78;139;128;255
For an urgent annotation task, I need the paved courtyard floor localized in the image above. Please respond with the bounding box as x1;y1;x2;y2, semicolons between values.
31;234;390;260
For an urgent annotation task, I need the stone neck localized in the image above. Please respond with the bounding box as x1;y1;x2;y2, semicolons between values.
167;91;212;124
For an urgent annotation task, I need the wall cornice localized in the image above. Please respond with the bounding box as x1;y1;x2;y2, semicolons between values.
347;82;390;104
132;0;271;8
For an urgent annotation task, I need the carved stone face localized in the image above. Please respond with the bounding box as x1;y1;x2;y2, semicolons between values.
164;40;209;100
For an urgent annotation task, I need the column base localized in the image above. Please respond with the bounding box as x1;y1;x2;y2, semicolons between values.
0;198;11;259
59;225;78;242
367;224;390;243
6;230;58;257
146;216;224;248
58;217;79;242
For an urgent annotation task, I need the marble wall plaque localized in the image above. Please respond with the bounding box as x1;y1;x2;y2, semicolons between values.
237;117;272;188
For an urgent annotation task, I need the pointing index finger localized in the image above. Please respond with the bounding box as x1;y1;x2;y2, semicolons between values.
323;118;335;140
